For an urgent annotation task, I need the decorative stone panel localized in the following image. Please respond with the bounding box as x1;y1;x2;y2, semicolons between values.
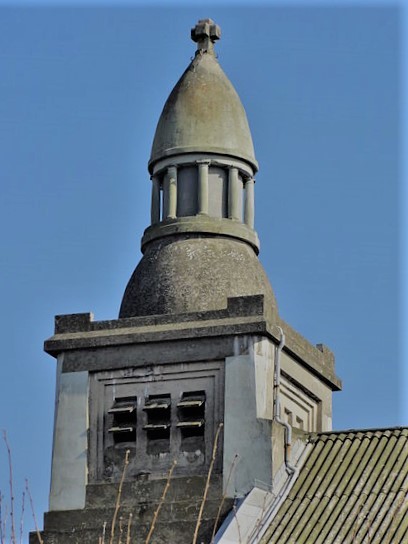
88;360;224;482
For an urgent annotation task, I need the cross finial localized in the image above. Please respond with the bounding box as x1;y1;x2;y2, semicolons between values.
191;19;221;55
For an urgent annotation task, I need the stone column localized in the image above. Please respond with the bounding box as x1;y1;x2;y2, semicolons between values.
150;175;161;225
197;160;210;215
228;167;240;221
165;166;177;219
244;177;255;229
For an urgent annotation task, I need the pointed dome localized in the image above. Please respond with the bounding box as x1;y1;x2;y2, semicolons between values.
119;20;277;319
148;21;258;173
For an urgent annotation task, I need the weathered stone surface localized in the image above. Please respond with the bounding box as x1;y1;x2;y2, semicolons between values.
85;475;224;507
31;517;229;544
52;294;265;335
120;235;277;319
44;295;341;390
34;17;344;544
279;317;341;389
149;44;257;173
31;475;233;544
141;215;260;253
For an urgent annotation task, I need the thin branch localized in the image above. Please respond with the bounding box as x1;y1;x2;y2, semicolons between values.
2;431;16;543
210;453;240;543
232;501;242;544
99;521;107;544
126;513;133;544
118;515;124;544
19;491;25;544
0;493;4;544
25;480;43;544
145;459;177;544
192;423;223;544
250;489;268;541
1;502;8;544
109;449;130;544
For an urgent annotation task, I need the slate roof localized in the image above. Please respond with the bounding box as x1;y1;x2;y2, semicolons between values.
261;427;408;544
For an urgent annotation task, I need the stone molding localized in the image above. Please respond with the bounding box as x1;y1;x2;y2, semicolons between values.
46;295;342;391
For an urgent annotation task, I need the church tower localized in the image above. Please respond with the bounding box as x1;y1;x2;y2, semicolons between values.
32;20;341;544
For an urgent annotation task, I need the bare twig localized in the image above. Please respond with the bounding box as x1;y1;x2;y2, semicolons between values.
2;431;16;543
210;453;240;543
1;501;8;544
0;493;4;544
25;480;43;544
118;515;124;544
192;423;224;544
109;449;130;544
145;459;177;544
232;501;242;544
126;512;133;544
99;521;107;544
250;489;268;541
19;490;25;544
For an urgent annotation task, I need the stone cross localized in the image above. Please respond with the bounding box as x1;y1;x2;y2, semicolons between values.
191;19;221;54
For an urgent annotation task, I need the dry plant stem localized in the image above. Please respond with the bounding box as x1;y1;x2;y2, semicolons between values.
232;502;242;544
2;431;16;543
250;490;268;541
0;493;5;544
19;490;25;544
145;459;177;544
192;423;224;544
1;502;8;544
210;453;239;543
118;515;124;544
0;493;4;544
25;480;44;544
109;449;130;544
99;521;107;544
126;513;133;544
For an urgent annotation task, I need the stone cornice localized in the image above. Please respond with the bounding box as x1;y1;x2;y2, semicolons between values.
44;295;342;391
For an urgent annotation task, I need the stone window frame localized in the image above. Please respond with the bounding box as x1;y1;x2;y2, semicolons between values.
88;360;224;482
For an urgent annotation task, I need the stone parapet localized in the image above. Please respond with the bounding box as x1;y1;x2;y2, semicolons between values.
46;295;341;391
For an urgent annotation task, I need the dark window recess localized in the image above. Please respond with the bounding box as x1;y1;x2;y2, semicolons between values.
143;394;171;455
296;416;304;430
177;391;206;452
108;396;137;444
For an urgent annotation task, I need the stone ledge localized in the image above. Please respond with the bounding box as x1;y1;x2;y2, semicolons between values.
141;217;260;253
276;318;341;391
46;317;268;355
54;295;264;334
46;294;341;391
31;516;227;544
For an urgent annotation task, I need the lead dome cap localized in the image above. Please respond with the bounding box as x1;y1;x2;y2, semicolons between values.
148;19;258;174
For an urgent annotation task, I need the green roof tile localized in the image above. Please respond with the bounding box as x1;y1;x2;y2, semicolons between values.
262;428;408;544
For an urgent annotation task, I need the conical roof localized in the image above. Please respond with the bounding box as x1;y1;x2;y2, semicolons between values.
148;22;258;173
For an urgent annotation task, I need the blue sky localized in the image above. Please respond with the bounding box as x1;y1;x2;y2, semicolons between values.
0;2;404;539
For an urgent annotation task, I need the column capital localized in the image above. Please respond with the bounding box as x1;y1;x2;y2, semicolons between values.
196;159;211;166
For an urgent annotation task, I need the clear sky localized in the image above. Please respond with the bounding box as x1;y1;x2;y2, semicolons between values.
0;1;404;540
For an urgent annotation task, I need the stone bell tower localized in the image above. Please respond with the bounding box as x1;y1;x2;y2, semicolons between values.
32;19;341;544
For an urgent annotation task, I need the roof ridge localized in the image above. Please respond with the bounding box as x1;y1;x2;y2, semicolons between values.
308;426;408;442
